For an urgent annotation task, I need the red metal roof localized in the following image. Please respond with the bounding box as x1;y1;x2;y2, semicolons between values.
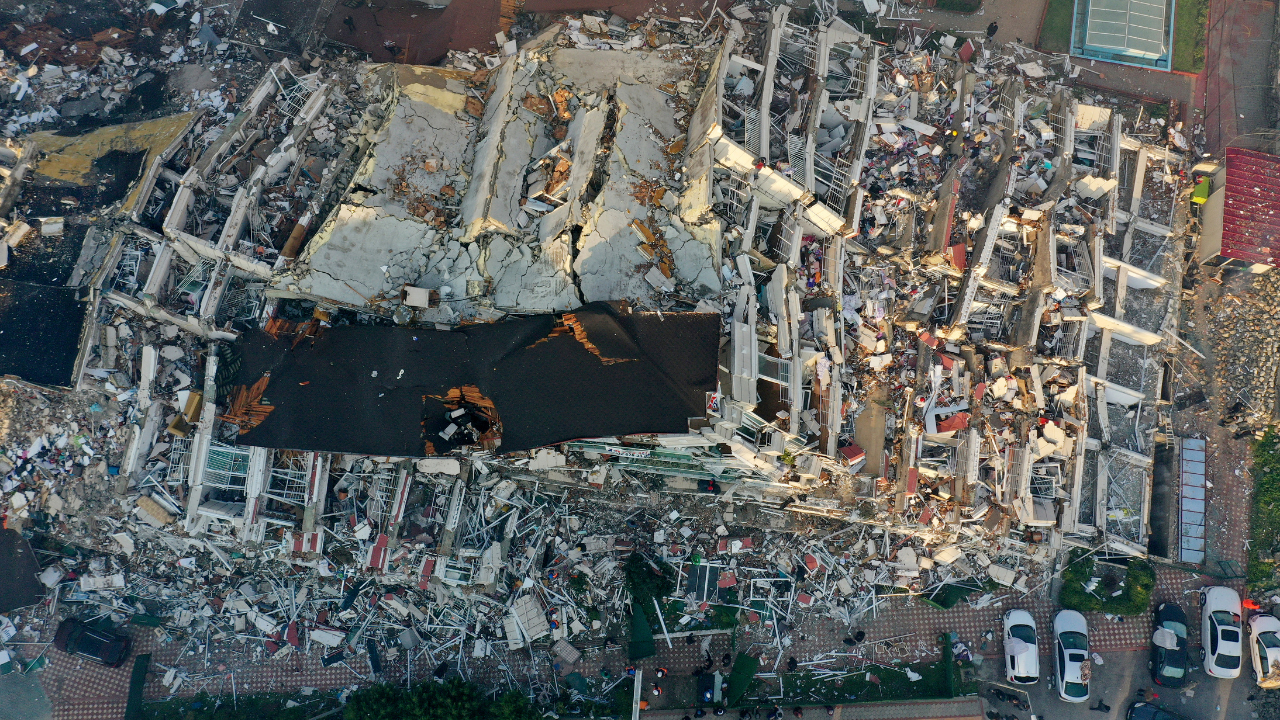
1222;148;1280;265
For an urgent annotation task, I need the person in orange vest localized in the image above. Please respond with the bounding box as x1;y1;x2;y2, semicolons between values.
1244;598;1262;610
639;701;650;711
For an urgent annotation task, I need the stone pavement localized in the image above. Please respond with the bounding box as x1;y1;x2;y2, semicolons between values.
1074;60;1196;108
37;631;138;720
903;0;1047;47
1173;270;1254;582
33;621;389;720
0;672;52;720
1201;0;1278;154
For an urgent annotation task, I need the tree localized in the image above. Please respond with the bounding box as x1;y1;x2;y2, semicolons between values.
489;691;541;720
345;683;411;720
623;553;675;609
1058;548;1155;616
345;678;540;720
425;678;484;720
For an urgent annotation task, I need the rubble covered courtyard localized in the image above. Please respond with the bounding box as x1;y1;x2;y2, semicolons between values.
0;0;1262;718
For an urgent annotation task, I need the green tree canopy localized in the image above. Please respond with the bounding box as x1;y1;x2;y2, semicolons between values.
346;679;537;720
623;553;675;609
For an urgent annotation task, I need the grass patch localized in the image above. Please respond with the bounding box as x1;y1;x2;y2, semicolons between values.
629;605;656;660
933;0;982;12
1172;0;1208;73
1038;0;1075;54
939;635;981;696
1059;548;1156;615
1249;430;1280;587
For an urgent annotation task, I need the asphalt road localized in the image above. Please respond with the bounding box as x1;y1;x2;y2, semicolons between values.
979;650;1256;720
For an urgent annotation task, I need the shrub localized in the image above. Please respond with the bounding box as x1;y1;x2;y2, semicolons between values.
345;679;536;720
1249;429;1280;587
1058;548;1154;615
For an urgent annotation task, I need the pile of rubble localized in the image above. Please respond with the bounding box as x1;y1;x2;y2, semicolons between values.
0;0;274;136
0;1;1201;706
1211;271;1280;433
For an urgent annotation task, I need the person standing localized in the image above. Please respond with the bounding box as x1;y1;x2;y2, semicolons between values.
986;21;999;39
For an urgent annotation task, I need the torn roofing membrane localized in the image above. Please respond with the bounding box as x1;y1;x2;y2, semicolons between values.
233;302;719;455
0;281;85;388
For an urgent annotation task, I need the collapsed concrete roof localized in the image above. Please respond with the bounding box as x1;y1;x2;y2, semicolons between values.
231;302;718;456
274;24;726;319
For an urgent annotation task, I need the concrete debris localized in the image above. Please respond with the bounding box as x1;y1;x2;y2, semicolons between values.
0;2;1204;708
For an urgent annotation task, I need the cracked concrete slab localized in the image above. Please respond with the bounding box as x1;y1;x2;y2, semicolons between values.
546;48;693;94
487;235;580;311
574;195;652;303
616;83;678;139
539;106;607;242
489;109;544;234
354;66;475;214
614;105;669;178
280;204;442;306
668;217;723;295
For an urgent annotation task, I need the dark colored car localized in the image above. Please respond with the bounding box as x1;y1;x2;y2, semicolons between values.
53;618;131;667
1127;702;1192;720
1150;602;1190;688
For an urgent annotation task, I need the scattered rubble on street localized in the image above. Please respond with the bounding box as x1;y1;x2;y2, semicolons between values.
0;0;1206;711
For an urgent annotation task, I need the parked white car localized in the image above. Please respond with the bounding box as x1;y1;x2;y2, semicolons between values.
1200;586;1243;679
1249;613;1280;687
1004;609;1039;685
1054;610;1090;702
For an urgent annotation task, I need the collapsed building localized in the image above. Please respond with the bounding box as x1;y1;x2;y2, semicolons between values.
0;3;1200;701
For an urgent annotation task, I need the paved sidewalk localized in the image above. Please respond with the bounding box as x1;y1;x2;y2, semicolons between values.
1172;271;1253;580
1074;60;1196;106
1202;0;1277;154
903;0;1046;47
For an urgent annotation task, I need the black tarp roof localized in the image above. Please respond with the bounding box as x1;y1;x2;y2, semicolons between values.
0;529;43;613
234;302;719;456
0;281;85;388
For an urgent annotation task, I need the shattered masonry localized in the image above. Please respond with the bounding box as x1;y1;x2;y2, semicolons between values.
0;1;1204;709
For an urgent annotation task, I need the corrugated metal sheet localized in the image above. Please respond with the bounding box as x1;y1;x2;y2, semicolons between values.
1222;148;1280;265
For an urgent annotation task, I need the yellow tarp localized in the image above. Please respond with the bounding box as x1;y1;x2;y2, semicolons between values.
26;111;198;212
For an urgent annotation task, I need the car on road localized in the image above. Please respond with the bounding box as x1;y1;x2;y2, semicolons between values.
1126;701;1192;720
52;618;131;667
1053;609;1090;703
1248;613;1280;687
1003;609;1039;684
1200;585;1243;679
1149;602;1190;688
